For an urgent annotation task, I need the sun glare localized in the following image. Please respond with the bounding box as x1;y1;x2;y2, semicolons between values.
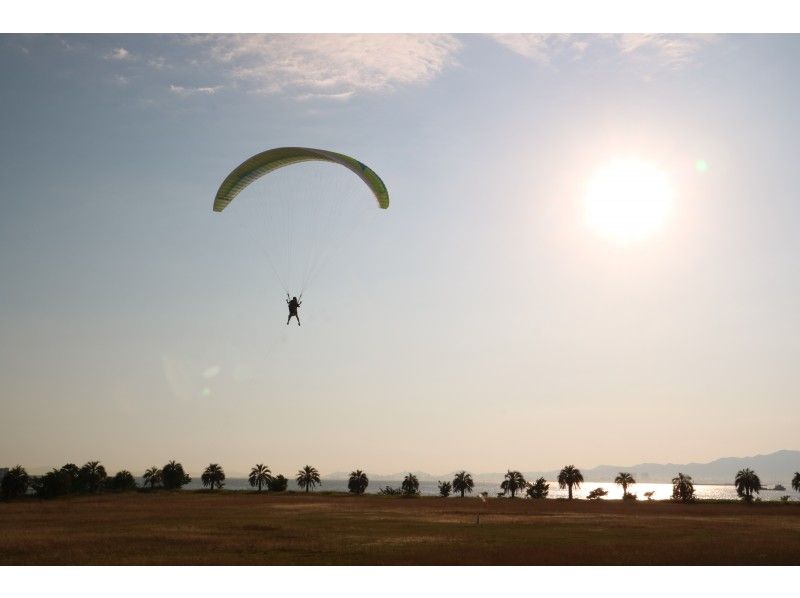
583;158;674;243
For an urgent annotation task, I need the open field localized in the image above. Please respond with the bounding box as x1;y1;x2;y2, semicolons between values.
2;492;800;565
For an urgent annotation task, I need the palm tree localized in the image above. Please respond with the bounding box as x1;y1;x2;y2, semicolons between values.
296;465;321;493
526;477;550;499
78;461;107;493
500;470;527;498
735;468;762;503
452;471;474;498
401;473;420;496
348;470;369;495
671;473;695;502
143;466;162;489
792;472;800;494
614;472;636;498
558;465;584;500
1;465;30;499
249;464;272;492
201;463;225;490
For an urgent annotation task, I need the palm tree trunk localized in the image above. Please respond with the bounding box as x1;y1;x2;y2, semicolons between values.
568;485;573;500
306;485;309;493
461;489;465;498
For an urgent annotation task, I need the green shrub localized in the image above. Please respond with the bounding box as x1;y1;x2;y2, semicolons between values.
162;461;191;490
438;481;452;497
107;470;137;492
267;474;288;492
31;469;72;499
1;466;29;499
586;488;608;500
526;477;550;499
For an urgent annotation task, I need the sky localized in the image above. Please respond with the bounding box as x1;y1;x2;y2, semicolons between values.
1;34;799;477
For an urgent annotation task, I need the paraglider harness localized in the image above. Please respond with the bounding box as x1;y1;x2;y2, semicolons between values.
287;293;302;315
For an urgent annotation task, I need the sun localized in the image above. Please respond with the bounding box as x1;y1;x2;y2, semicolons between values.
583;158;674;243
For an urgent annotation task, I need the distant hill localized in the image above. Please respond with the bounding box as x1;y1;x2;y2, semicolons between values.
532;450;800;485
327;450;800;486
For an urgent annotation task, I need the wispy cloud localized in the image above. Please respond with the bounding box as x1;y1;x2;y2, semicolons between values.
147;56;168;70
489;34;587;64
113;74;130;86
613;34;710;68
192;34;461;99
169;84;222;97
105;47;131;61
490;33;714;71
58;37;76;52
296;91;354;102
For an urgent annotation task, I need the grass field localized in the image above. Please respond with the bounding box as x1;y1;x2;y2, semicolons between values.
2;491;800;565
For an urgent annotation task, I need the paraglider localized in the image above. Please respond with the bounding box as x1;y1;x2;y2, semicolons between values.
213;147;389;324
286;295;302;326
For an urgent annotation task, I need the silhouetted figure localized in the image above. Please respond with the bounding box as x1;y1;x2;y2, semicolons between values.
286;295;302;326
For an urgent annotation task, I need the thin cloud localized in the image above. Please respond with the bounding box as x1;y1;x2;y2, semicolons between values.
169;84;222;97
193;34;461;98
613;33;710;68
147;56;168;70
58;37;76;52
490;33;714;70
106;47;131;61
489;34;583;64
295;91;355;102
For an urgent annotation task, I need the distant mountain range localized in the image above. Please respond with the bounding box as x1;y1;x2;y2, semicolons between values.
328;450;800;485
536;450;800;485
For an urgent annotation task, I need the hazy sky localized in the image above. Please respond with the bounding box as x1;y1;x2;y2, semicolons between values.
1;34;799;477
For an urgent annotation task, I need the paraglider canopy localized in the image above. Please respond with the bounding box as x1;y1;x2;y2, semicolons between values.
212;146;389;298
213;146;389;213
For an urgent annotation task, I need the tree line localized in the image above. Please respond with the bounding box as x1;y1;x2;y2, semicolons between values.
2;461;799;502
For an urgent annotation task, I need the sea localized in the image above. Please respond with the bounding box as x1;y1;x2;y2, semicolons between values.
185;477;800;501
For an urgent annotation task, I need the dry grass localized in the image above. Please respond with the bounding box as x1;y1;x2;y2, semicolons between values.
2;491;800;565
